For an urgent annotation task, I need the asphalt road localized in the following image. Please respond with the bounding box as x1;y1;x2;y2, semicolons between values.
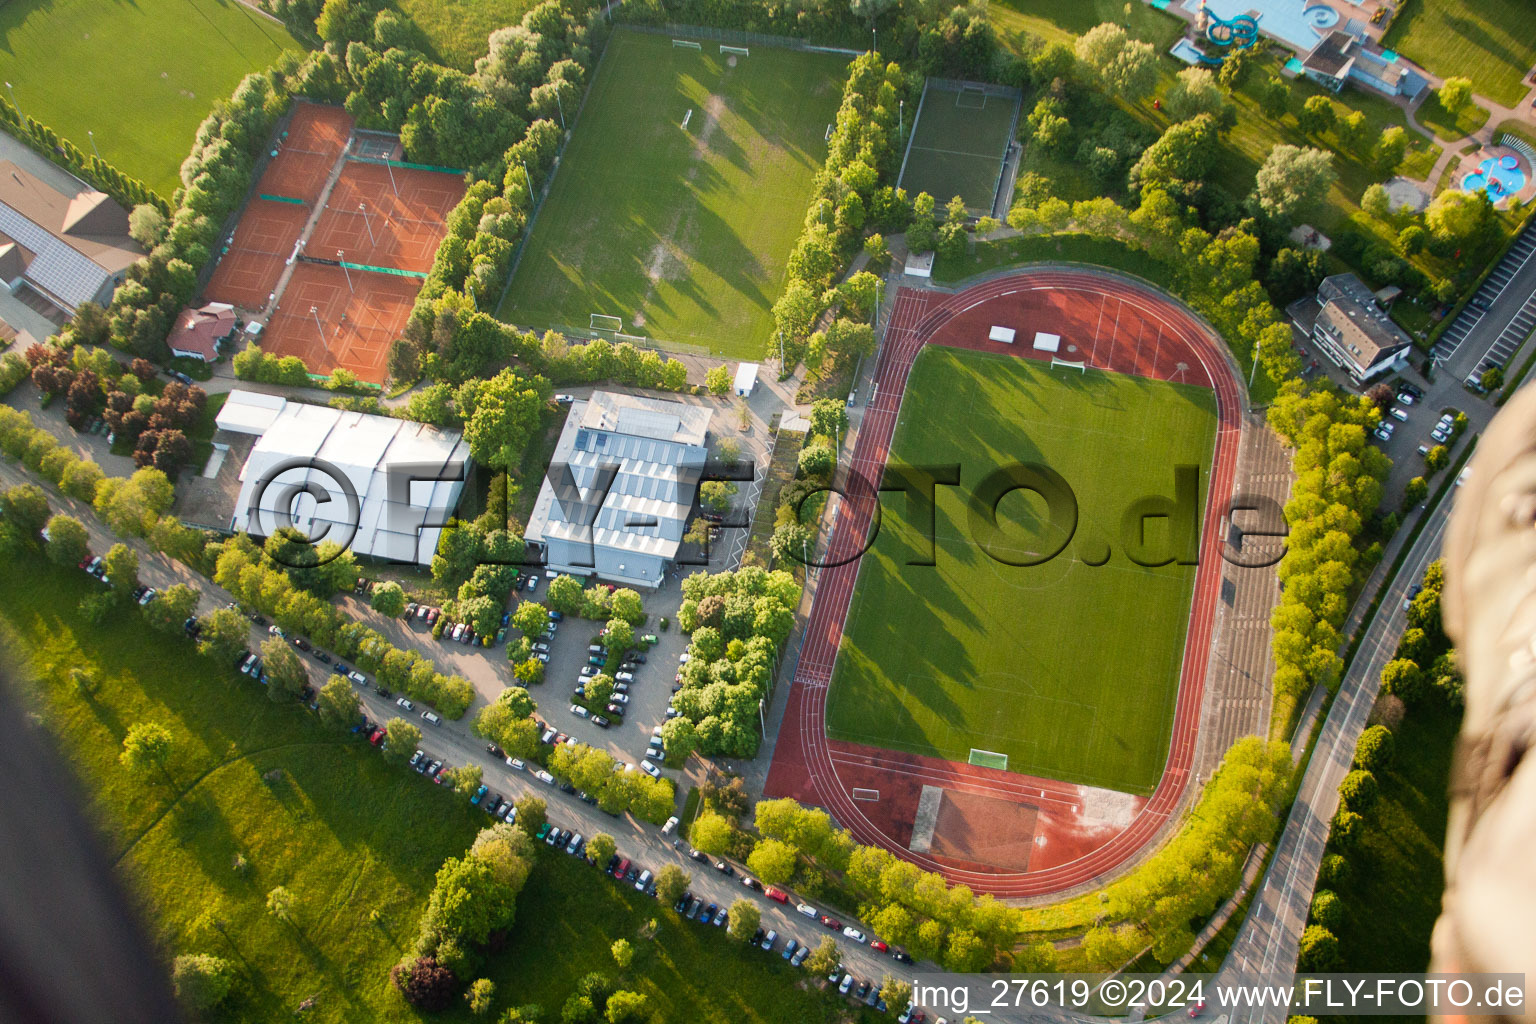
1218;487;1454;1023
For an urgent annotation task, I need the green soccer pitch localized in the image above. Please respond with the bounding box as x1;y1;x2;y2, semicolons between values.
825;347;1218;794
497;30;848;358
897;84;1018;212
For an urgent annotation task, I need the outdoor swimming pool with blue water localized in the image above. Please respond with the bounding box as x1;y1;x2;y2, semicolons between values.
1185;0;1343;51
1463;156;1528;202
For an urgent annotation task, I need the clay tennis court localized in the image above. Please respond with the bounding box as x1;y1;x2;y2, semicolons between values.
764;267;1245;896
203;198;310;311
261;261;419;380
308;161;464;274
257;102;354;202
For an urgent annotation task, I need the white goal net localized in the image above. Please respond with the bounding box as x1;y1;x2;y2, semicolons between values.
590;313;623;334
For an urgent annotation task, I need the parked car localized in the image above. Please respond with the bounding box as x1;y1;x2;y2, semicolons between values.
634;869;653;892
839;974;854;995
818;914;842;930
640;759;661;778
505;756;525;771
570;704;590;718
842;926;867;943
536;770;555;785
791;945;810;966
781;939;799;961
796;903;817;918
396;697;415;711
421;711;441;726
712;906;727;926
760;929;778;951
766;887;789;903
1390;406;1409;421
470;785;488;806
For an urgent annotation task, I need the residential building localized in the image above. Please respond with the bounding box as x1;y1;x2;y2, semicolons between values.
525;391;710;589
169;302;237;361
218;389;470;566
1294;273;1414;384
0;159;142;316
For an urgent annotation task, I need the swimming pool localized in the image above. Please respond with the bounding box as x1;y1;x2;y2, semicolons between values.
1185;0;1343;51
1463;155;1528;202
1304;4;1339;28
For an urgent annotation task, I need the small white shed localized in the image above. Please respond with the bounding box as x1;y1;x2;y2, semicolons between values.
733;362;759;396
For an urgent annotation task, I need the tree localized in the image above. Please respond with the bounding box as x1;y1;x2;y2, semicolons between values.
1075;23;1158;100
385;717;423;762
514;795;547;834
392;956;457;1011
317;674;361;729
197;607;248;660
1481;366;1505;392
609;937;634;970
261;637;308;702
1310;889;1344;931
805;935;841;976
1402;476;1428;509
171;953;233;1010
1253;145;1336;222
660;717;698;764
513;601;548;636
655;864;690;905
798;443;835;479
1339;768;1378;812
604;991;649;1024
371;581;407;616
44;513;90;567
0;483;50;536
467;977;496;1016
1437;76;1473;115
880;977;913;1015
809;398;849;440
1297;95;1335;136
727;897;761;941
1353;724;1395;772
266;885;296;923
94;467;173;537
604;618;634;654
687;810;736;855
1165;67;1228;122
1374;125;1408;175
128;204;167;248
547;574;584;614
1297;925;1341;971
699;480;737;513
459;369;549;470
1260;76;1290;118
745;837;798;884
143;583;198;634
120;721;174;782
102;543;139;599
587;832;617;866
586;673;615;708
1130;114;1218;187
705;365;732;396
1426;188;1492;245
1361;183;1391;220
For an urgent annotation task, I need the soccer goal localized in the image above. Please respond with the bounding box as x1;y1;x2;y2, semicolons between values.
590;313;623;334
1051;357;1088;374
672;38;702;49
968;748;1008;771
955;84;988;109
720;44;749;56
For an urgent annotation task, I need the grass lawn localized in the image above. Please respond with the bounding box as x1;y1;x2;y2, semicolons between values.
1415;93;1491;142
989;0;1185;49
0;547;864;1023
1333;706;1458;974
1382;0;1536;108
0;0;302;199
497;29;848;359
395;0;536;71
826;347;1218;793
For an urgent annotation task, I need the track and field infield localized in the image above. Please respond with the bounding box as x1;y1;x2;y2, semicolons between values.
763;268;1245;894
309;160;464;274
825;347;1217;794
263;262;419;380
497;28;848;358
897;81;1019;213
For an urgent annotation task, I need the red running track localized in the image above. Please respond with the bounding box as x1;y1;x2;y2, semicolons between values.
763;268;1244;897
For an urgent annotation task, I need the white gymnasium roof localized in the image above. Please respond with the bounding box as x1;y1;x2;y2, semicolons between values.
526;391;709;561
223;390;469;566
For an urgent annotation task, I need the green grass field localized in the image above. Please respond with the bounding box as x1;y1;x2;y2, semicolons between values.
396;0;537;70
0;0;302;198
826;347;1217;794
899;85;1019;211
497;29;848;359
0;546;869;1023
1382;0;1536;108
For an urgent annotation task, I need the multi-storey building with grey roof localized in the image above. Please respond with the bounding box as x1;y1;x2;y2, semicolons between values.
525;391;710;589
